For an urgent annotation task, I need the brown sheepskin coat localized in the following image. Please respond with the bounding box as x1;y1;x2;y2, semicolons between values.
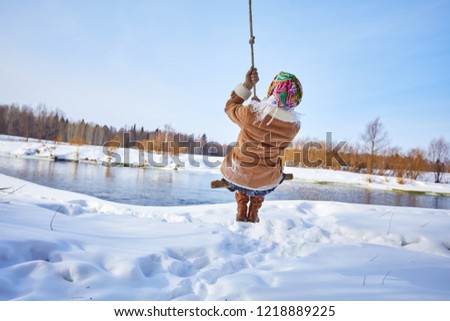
220;84;300;190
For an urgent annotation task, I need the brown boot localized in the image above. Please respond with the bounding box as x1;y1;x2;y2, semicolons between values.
248;196;264;223
235;191;249;222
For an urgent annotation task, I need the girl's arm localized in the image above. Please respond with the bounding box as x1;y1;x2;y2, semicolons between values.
224;67;259;125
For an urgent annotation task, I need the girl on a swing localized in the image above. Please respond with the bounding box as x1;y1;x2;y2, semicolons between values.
220;67;303;223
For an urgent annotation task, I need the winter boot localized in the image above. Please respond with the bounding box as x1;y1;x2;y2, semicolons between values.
248;196;264;223
235;191;249;222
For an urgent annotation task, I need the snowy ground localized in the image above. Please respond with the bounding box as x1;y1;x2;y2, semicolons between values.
1;135;449;196
1;173;449;300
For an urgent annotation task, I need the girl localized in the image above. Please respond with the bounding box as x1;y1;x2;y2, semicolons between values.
221;67;302;223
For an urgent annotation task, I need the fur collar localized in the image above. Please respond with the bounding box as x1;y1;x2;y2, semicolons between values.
249;96;301;125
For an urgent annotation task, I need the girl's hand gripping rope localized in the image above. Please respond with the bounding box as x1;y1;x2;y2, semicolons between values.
244;67;259;90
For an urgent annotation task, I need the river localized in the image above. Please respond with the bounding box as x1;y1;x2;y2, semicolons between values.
0;156;448;209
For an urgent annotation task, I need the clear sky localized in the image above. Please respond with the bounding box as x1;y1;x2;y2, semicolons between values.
1;0;449;150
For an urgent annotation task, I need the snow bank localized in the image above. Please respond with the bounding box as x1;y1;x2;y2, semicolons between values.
287;167;450;196
1;173;449;300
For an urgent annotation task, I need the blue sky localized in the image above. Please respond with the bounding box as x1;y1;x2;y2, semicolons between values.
1;0;449;150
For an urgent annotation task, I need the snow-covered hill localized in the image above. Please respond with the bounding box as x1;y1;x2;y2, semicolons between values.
1;173;449;300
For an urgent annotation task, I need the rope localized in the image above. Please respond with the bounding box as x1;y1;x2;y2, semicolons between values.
248;0;256;98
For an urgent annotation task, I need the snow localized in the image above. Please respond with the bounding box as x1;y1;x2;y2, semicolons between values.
1;135;450;300
1;172;449;300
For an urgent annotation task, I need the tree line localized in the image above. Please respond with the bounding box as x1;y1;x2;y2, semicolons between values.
0;104;448;183
283;117;449;183
0;104;223;156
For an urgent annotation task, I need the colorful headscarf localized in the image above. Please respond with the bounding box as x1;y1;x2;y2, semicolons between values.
267;71;303;110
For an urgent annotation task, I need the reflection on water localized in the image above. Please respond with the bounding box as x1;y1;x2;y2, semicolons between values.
274;180;449;209
0;156;448;209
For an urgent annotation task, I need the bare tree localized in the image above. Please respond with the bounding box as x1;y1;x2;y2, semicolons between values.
428;137;449;183
361;117;389;174
5;105;21;137
0;105;7;134
406;148;427;180
21;105;35;141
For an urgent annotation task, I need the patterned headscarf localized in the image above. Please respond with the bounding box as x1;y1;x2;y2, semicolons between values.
267;71;303;110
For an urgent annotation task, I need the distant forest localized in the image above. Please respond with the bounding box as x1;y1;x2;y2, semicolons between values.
0;104;448;183
0;103;224;156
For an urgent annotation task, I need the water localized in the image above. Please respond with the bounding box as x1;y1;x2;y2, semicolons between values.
0;156;449;209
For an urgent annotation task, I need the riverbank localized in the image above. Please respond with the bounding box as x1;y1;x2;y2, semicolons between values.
1;173;449;300
1;135;449;197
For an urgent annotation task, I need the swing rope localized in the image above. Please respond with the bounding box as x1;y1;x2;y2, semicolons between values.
248;0;256;98
210;1;296;189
